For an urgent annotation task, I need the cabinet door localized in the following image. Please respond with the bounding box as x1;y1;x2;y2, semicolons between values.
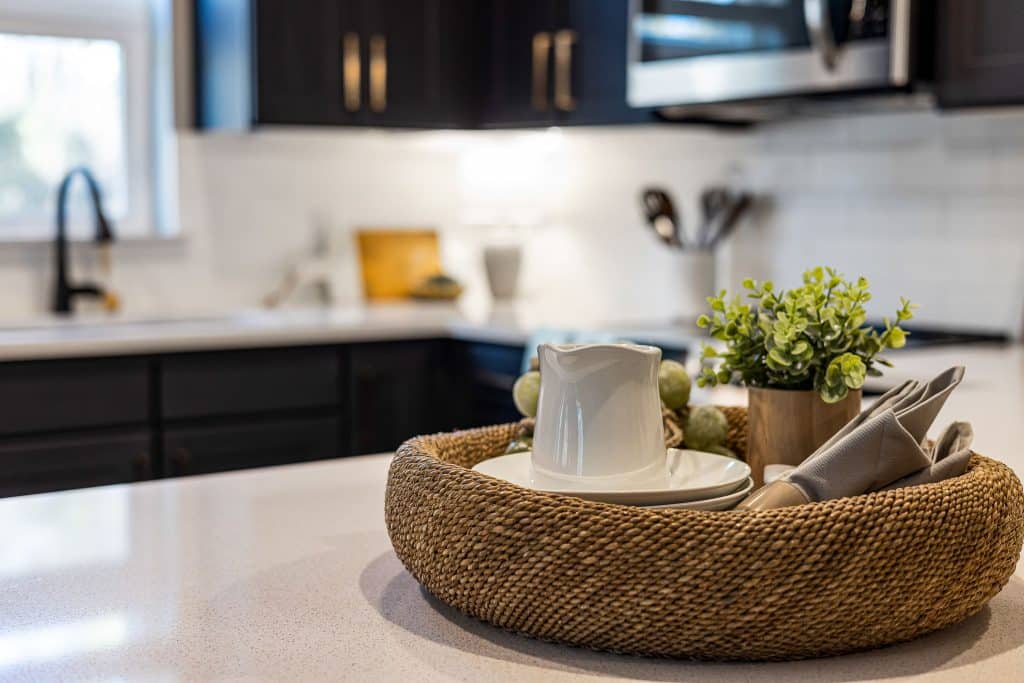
361;0;430;125
460;342;525;427
164;415;341;477
348;341;446;455
0;358;148;437
359;0;481;127
561;0;648;125
0;430;151;498
433;0;486;127
254;0;359;125
480;0;560;127
936;1;1024;108
161;347;339;421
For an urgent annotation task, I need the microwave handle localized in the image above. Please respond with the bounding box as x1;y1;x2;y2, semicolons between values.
804;0;838;71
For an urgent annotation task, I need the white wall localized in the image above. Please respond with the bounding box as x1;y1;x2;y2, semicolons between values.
1;109;1022;336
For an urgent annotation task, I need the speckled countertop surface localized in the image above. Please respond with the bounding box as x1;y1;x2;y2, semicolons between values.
0;303;704;361
1;345;1022;681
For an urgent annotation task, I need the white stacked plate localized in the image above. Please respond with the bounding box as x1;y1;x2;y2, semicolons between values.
472;449;753;511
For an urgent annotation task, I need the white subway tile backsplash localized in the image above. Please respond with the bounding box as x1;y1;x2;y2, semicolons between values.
0;110;1020;335
844;111;942;147
728;110;1024;335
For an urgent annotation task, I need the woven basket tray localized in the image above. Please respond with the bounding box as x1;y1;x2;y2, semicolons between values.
385;407;1024;661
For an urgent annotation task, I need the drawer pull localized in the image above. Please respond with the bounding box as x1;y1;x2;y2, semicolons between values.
343;32;361;111
369;34;387;112
554;29;577;111
531;32;552;111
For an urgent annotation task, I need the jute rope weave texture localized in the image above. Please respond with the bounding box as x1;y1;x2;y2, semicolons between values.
385;407;1023;660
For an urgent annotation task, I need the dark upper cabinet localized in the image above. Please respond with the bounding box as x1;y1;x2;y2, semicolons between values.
195;0;643;129
253;0;349;125
198;0;360;127
477;0;647;127
480;0;561;127
936;1;1024;108
196;0;481;129
562;0;648;125
360;0;483;128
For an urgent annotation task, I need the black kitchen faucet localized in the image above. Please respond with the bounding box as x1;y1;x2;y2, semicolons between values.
52;166;115;315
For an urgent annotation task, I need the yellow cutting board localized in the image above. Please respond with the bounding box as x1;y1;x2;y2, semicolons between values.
356;229;442;300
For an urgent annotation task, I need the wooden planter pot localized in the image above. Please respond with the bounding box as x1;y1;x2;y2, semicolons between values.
747;387;861;485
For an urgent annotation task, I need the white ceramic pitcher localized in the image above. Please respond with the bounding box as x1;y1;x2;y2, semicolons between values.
532;343;667;487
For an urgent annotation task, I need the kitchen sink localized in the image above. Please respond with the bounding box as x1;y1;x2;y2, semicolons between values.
0;308;368;337
0;312;253;334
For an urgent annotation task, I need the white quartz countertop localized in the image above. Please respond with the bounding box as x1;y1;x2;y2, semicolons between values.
0;304;704;361
1;345;1023;681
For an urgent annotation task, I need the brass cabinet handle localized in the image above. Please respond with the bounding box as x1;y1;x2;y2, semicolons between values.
343;32;361;112
531;32;552;111
369;34;387;112
554;29;577;111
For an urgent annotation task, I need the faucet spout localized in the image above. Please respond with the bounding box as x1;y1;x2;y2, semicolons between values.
53;166;116;315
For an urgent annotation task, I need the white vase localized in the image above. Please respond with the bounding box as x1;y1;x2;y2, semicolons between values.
483;244;521;300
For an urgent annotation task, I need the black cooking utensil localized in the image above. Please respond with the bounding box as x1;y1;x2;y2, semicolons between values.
640;188;684;248
707;193;753;249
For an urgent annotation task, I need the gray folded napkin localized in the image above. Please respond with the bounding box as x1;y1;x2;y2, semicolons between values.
880;421;974;491
737;366;967;510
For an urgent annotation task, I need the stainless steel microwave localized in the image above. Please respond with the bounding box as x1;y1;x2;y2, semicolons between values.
627;0;921;108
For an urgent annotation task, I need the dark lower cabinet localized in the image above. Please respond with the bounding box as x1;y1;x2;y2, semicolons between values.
457;341;525;426
348;340;451;454
0;430;151;497
0;357;148;437
0;337;562;498
936;1;1024;108
162;346;339;420
164;415;341;477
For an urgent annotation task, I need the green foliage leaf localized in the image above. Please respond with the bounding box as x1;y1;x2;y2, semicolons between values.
696;266;914;402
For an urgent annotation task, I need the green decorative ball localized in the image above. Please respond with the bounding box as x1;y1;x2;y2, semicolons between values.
684;405;729;450
706;444;738;459
512;371;541;418
658;360;692;410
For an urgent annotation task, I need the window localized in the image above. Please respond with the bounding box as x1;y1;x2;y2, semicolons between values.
0;0;173;239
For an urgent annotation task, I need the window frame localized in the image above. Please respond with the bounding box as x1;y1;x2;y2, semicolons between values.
0;5;155;240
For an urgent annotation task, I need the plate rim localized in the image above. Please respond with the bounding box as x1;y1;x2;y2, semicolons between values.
472;449;752;505
643;477;755;510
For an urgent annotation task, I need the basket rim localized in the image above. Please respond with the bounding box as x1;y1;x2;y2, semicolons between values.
393;424;1002;518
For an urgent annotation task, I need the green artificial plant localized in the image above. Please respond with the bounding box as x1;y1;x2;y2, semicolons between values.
696;266;915;403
